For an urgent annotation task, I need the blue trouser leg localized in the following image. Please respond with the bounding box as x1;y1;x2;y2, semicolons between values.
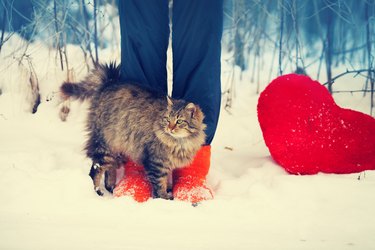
119;0;223;144
118;0;169;93
172;0;223;145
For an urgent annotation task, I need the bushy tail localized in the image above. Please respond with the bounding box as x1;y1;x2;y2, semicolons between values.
60;62;121;101
59;62;120;121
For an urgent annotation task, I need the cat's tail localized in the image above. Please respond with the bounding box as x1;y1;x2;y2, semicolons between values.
60;62;121;101
59;62;121;121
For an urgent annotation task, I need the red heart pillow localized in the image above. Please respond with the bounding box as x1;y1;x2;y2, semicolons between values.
257;74;375;174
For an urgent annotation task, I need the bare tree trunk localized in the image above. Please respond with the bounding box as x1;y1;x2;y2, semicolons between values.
63;32;70;80
54;0;64;71
0;7;6;55
365;0;374;114
223;0;237;110
325;13;333;93
19;22;37;64
93;0;99;65
278;0;284;76
26;57;41;114
268;41;278;83
81;0;96;67
251;51;257;83
29;73;41;114
312;0;324;80
292;0;299;70
317;41;325;80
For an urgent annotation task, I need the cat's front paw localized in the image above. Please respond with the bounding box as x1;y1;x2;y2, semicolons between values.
164;191;173;200
154;190;173;200
105;184;115;194
95;186;104;196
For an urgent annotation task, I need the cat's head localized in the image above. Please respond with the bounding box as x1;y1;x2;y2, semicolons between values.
160;97;206;139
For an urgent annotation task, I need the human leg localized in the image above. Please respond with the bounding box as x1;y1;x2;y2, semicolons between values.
118;0;170;93
115;0;169;201
171;0;223;144
172;0;223;203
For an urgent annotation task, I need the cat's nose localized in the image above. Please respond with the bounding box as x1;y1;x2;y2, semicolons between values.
168;123;176;131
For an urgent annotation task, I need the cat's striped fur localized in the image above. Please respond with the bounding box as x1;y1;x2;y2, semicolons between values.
60;63;206;199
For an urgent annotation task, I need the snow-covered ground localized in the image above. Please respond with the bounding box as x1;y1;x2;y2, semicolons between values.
0;34;374;250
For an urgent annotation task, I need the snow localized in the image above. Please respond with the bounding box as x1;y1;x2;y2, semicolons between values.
1;34;375;250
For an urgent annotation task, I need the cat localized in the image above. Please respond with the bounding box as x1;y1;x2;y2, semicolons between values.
59;63;206;199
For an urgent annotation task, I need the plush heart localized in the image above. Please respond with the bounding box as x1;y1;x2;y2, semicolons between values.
257;74;375;174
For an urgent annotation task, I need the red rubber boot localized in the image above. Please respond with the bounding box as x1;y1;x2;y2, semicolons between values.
113;161;152;202
172;145;214;204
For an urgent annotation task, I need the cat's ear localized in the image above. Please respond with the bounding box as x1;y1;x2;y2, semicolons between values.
186;103;204;121
185;103;198;118
167;96;173;106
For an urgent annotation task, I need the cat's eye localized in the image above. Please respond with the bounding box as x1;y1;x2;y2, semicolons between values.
176;119;183;124
164;117;170;122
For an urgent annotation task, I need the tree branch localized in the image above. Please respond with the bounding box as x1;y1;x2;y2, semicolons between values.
323;69;375;86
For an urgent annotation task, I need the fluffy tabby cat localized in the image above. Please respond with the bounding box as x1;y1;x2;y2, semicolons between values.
60;63;206;199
